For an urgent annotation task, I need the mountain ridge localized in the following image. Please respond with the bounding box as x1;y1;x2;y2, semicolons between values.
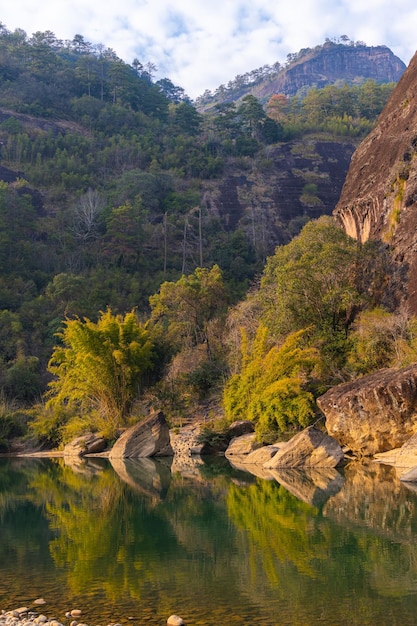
196;40;406;110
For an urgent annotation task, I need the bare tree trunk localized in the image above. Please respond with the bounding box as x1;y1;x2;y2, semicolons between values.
198;206;203;267
163;211;168;276
182;217;188;275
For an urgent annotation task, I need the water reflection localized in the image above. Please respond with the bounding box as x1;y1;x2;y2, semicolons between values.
1;456;417;625
269;467;345;506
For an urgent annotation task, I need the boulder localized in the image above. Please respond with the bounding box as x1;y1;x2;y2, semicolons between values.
317;365;417;456
228;455;274;480
227;420;254;439
170;424;202;458
109;411;173;459
264;426;344;469
395;432;417;467
372;432;417;482
374;432;417;470
225;433;261;457
245;444;281;465
400;466;417;483
227;445;281;480
63;432;107;457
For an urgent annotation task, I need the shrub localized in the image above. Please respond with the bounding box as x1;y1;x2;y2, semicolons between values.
0;399;27;451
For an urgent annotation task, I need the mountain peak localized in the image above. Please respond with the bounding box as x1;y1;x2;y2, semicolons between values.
197;40;406;110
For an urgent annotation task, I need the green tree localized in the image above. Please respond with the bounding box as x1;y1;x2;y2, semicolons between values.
237;94;266;138
259;217;364;340
46;308;154;430
149;264;228;358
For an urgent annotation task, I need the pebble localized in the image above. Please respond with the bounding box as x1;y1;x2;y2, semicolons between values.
167;616;185;626
0;605;186;626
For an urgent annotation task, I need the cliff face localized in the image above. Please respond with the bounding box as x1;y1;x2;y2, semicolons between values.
197;42;406;111
256;43;405;99
334;50;417;313
201;138;356;250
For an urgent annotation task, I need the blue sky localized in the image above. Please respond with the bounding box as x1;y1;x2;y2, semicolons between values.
1;0;416;98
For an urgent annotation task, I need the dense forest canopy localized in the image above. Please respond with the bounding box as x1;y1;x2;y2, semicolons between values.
0;24;406;448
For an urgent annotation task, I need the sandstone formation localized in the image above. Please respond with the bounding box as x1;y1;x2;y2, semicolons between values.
202;139;356;247
334;49;417;313
263;426;344;469
317;364;417;456
109;411;173;459
63;432;107;457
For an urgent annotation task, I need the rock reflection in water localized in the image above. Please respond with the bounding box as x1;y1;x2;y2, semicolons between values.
109;456;172;500
270;467;345;507
323;462;417;535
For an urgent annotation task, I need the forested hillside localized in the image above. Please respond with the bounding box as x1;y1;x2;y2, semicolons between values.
0;24;405;448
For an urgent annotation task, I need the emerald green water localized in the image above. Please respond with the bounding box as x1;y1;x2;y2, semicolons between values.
1;456;417;626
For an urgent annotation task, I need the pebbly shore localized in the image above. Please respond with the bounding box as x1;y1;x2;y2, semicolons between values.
0;606;105;626
0;606;185;626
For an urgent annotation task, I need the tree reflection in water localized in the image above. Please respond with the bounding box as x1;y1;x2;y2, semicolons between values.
1;457;417;625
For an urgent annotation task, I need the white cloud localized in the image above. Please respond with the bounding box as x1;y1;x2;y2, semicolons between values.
1;0;416;98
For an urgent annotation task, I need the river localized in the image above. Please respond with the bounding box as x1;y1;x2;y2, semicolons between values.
1;455;417;625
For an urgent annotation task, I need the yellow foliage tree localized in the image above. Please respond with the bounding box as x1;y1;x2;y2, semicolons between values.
46;308;154;431
223;325;319;439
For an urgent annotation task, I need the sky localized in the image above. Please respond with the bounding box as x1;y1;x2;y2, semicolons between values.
1;0;417;99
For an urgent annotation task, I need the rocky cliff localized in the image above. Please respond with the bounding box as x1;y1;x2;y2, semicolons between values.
197;42;406;109
334;50;417;313
256;42;405;99
202;138;356;250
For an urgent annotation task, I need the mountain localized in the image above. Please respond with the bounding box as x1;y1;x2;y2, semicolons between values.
196;40;406;111
0;25;406;405
256;41;406;97
334;49;417;313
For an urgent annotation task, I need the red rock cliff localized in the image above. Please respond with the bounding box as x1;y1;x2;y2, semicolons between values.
334;50;417;312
